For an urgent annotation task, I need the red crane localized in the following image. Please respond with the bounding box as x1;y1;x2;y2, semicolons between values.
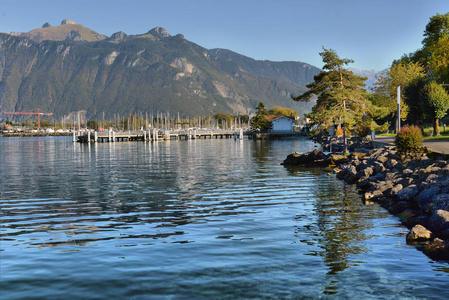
4;109;53;129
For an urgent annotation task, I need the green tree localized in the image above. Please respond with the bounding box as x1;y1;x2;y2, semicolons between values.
292;48;369;152
268;106;298;118
40;120;50;128
403;77;427;128
250;102;272;131
427;33;449;82
419;81;449;135
396;13;449;82
372;61;425;126
86;120;99;130
213;112;232;129
422;13;449;48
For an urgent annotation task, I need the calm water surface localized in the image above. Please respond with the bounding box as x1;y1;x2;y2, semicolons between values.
1;136;448;299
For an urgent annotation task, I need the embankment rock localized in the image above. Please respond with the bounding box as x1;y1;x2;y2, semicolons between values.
429;210;449;237
406;224;433;243
284;145;449;260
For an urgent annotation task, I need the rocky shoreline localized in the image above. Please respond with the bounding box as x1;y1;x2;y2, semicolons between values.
283;146;449;260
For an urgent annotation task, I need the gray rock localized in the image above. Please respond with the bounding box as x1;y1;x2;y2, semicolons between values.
423;238;449;260
384;171;397;181
396;177;414;188
438;165;449;176
401;215;430;229
377;155;389;164
416;186;442;208
363;189;384;201
403;169;414;176
428;209;449;233
406;224;433;243
388;201;413;215
425;173;440;183
356;166;374;181
384;183;403;198
384;159;398;170
429;194;449;212
397;185;419;201
372;161;386;174
357;176;378;190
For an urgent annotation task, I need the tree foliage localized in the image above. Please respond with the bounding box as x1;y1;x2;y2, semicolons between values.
86;120;99;130
377;13;449;134
213;113;233;128
427;33;449;82
372;61;425;124
292;48;371;134
250;102;272;131
420;81;449;135
423;13;449;48
268;106;298;118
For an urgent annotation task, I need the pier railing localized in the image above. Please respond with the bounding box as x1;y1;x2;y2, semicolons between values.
75;128;245;143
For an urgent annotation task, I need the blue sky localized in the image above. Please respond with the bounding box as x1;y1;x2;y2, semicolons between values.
1;0;449;71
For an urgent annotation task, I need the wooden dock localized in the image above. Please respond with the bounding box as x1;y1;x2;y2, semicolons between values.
75;129;244;143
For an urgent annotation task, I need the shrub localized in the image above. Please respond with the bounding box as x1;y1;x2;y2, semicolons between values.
395;125;423;156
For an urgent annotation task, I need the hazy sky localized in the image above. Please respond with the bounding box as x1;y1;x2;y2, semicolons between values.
1;0;449;71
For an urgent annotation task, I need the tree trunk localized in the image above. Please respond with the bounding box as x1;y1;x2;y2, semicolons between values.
434;118;440;136
343;128;348;154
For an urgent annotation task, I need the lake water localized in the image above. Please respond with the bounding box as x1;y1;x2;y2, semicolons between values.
1;136;448;299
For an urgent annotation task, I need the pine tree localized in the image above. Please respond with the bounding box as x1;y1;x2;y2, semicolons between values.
250;102;272;131
292;48;369;153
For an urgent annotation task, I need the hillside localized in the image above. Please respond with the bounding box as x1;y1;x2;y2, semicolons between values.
0;21;321;122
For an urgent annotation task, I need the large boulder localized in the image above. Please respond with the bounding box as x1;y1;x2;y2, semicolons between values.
423;238;449;260
282;150;329;167
364;180;394;201
397;185;419;201
406;224;433;243
416;186;442;208
383;183;403;198
428;210;449;236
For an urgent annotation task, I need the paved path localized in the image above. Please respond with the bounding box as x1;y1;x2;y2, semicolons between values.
374;135;449;155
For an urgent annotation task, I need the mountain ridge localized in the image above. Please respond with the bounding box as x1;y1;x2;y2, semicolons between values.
1;21;377;123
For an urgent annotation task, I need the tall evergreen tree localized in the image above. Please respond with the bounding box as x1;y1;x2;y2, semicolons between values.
292;48;369;153
250;102;272;131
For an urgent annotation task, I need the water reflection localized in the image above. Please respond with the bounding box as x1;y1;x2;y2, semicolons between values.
286;167;375;274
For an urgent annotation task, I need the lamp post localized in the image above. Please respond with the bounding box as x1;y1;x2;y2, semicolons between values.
397;86;401;134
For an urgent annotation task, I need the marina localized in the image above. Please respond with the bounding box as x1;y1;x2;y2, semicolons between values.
74;129;244;143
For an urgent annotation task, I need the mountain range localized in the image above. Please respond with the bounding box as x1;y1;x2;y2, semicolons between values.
0;19;376;123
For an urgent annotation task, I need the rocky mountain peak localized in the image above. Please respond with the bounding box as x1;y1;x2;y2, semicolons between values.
42;22;52;28
148;27;170;38
61;19;78;25
66;30;86;42
108;31;128;42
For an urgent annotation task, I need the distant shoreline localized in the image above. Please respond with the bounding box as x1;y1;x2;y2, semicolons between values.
1;132;73;137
